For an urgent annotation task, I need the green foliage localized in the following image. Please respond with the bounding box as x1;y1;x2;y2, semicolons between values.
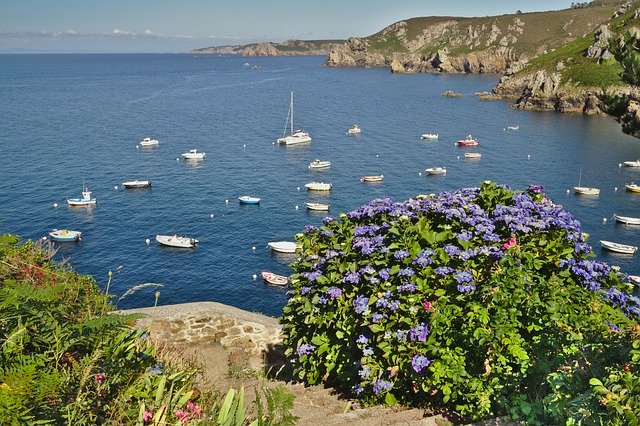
281;182;639;423
599;90;630;116
254;384;298;426
610;30;640;86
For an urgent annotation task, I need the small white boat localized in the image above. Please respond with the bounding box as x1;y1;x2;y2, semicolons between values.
464;152;481;159
305;202;330;211
626;183;640;193
574;187;600;196
305;182;332;191
623;160;640;167
181;149;206;160
277;92;311;145
507;125;519;130
456;135;479;147
629;275;640;285
139;137;159;147
421;133;439;140
425;167;447;175
156;234;198;248
600;240;638;254
613;214;640;225
347;124;361;135
261;271;289;286
267;241;300;254
238;196;261;204
49;229;82;242
308;159;331;170
361;175;384;183
67;184;96;206
122;180;152;188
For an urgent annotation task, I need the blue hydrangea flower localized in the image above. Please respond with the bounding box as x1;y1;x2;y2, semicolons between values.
372;379;392;395
296;343;315;356
411;354;432;374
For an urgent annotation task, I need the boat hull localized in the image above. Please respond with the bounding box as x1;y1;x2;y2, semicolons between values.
305;182;332;191
425;168;447;175
600;240;638;254
67;199;96;206
305;202;330;211
261;271;288;286
156;235;198;248
421;134;438;140
361;175;383;183
613;214;640;225
277;134;311;145
626;184;640;193
309;160;330;169
239;196;261;204
574;187;600;196
267;241;300;253
122;180;151;188
49;229;82;242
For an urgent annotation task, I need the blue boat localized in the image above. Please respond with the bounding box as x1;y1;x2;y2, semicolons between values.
49;229;82;242
238;196;261;204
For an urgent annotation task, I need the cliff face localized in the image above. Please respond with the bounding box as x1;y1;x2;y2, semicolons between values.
326;4;620;74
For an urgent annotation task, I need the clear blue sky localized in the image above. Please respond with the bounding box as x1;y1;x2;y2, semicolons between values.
0;1;576;53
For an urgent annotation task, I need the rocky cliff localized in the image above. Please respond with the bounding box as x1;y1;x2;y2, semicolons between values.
192;39;344;56
326;3;622;74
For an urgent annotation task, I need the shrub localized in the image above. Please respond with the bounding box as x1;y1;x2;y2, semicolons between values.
281;181;640;423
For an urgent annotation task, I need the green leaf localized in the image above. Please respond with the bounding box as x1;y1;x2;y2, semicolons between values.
384;392;397;406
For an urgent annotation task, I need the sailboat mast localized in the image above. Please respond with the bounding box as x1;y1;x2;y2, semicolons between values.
290;91;294;135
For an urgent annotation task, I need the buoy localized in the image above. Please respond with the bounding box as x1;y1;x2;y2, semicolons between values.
295;205;299;210
252;246;256;251
376;154;379;157
527;154;531;160
145;238;150;244
615;187;618;192
566;189;570;195
114;185;118;190
42;236;47;240
619;163;622;168
225;199;229;204
457;156;460;160
176;158;179;161
297;187;300;191
603;218;607;224
53;203;58;207
243;144;246;148
210;214;214;218
272;142;275;145
136;145;139;149
252;274;257;280
419;172;422;176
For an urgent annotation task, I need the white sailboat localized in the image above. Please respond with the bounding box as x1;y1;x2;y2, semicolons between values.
574;168;599;196
277;91;311;145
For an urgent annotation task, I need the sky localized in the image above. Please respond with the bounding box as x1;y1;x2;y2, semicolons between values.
0;1;577;53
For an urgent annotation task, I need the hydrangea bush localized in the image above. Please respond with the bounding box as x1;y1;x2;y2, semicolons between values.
281;181;640;423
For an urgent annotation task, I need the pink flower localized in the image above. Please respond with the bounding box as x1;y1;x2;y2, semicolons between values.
502;236;517;251
175;409;189;424
422;300;432;311
94;373;106;384
187;401;202;418
143;411;153;423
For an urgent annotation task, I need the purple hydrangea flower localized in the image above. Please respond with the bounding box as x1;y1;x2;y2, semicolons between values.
358;366;372;378
457;284;476;293
301;286;313;295
411;354;432;374
356;334;369;344
353;295;370;314
398;267;415;277
410;323;430;342
362;347;374;356
398;282;417;292
327;286;342;299
296;343;315;356
435;266;454;276
379;268;391;281
455;270;474;284
394;250;410;260
372;379;392;395
343;271;361;284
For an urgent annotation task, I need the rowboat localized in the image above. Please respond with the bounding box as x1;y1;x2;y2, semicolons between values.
305;202;330;211
361;175;384;183
425;167;447;175
421;133;439;140
238;196;261;204
613;214;640;225
600;240;638;254
156;234;198;248
261;271;289;286
308;159;331;170
267;241;301;254
626;183;640;193
122;180;151;188
623;160;640;167
464;152;481;159
305;182;332;191
49;229;82;242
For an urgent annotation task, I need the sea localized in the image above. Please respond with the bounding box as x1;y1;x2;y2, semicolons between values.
1;53;639;316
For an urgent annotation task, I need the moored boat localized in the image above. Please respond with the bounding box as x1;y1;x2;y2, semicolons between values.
626;183;640;193
507;125;519;130
629;275;640;285
67;184;96;206
49;229;82;242
347;124;361;135
305;202;330;211
238;196;261;204
361;175;384;183
261;271;289;286
305;182;332;191
308;159;331;170
574;186;600;196
277;92;311;145
267;241;300;254
181;149;206;160
613;214;640;225
456;135;479;147
464;152;481;159
122;180;152;188
155;234;198;248
421;133;439;140
425;167;447;175
623;160;640;167
139;137;159;147
600;240;638;254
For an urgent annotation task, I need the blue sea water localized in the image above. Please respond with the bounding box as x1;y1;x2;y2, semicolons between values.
0;53;639;316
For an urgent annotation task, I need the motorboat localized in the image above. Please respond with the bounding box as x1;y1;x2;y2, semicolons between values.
623;160;640;167
139;137;159;147
49;229;82;242
181;149;206;160
267;241;300;254
122;180;151;189
425;167;447;175
506;125;519;130
421;133;439;140
277;92;311;145
613;214;640;225
464;152;481;159
261;271;289;286
600;240;638;254
347;124;361;135
67;184;96;206
456;135;479;147
626;183;640;193
305;182;332;191
361;175;384;183
308;159;331;170
574;187;600;196
155;234;198;248
238;196;261;204
305;202;330;211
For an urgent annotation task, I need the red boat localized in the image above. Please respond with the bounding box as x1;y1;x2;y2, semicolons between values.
456;135;479;147
261;271;288;286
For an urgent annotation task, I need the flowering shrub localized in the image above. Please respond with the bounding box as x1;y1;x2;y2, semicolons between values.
281;182;640;423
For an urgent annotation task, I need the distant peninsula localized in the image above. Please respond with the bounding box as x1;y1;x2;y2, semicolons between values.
191;39;344;56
